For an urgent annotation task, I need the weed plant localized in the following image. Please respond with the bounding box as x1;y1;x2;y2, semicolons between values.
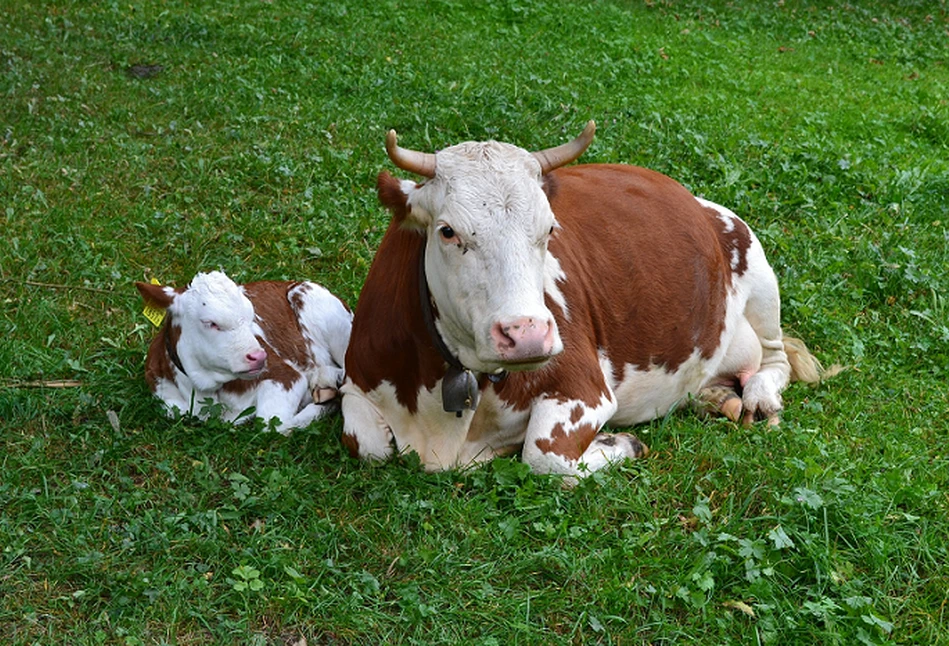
1;1;947;644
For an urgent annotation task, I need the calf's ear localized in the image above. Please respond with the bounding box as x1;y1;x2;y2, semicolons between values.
135;281;176;310
377;171;429;231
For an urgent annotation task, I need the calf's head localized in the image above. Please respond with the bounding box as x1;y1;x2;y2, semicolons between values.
136;271;267;391
378;121;595;374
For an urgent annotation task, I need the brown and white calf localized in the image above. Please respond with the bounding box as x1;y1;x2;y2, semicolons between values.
341;121;822;477
136;271;352;435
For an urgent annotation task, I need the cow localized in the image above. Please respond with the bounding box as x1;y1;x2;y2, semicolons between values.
340;121;823;478
136;270;353;435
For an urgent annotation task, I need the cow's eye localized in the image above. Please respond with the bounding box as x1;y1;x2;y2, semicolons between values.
203;320;220;331
439;225;455;240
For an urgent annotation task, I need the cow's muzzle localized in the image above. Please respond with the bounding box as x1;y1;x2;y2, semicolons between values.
490;316;558;365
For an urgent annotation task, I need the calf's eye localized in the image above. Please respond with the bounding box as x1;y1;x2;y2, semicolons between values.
439;225;455;240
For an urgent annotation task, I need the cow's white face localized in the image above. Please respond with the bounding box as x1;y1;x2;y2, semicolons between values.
400;141;564;374
169;271;267;390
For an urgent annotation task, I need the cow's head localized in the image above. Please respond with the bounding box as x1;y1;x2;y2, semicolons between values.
377;121;595;375
136;271;267;391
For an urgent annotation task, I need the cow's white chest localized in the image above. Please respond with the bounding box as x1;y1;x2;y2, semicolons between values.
355;379;530;471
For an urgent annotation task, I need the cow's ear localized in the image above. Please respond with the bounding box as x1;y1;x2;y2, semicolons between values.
135;281;176;310
377;171;429;231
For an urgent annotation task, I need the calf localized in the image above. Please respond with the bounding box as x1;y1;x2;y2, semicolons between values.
136;271;352;435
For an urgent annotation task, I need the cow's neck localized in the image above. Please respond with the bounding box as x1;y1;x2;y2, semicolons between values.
417;239;505;416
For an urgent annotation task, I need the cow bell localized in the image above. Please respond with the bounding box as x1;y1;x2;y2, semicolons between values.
442;366;480;416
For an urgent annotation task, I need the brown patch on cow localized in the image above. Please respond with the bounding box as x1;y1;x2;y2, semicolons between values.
345;197;446;414
341;432;360;458
243;282;312;368
534;422;598;461
135;280;177;309
707;206;751;276
143;321;178;391
542;164;731;382
569;404;584;424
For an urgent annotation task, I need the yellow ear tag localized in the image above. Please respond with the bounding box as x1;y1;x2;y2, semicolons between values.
142;278;167;328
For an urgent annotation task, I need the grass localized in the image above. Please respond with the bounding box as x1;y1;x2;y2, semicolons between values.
1;0;948;643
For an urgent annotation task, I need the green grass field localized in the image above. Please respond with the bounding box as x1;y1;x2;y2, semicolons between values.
1;0;947;643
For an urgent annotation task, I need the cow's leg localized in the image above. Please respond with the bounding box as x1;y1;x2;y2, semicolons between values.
311;365;346;404
274;402;335;435
255;379;333;435
154;381;201;418
521;392;646;478
736;246;792;426
340;386;394;461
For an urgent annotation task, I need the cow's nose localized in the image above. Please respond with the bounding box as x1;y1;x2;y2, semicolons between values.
491;317;556;361
246;349;267;371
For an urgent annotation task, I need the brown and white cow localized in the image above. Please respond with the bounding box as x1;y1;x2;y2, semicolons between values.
136;271;352;435
341;121;821;477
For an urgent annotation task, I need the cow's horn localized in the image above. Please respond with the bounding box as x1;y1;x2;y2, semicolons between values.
386;130;436;178
532;120;596;174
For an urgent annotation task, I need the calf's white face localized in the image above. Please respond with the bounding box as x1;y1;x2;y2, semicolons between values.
170;271;267;390
400;141;563;374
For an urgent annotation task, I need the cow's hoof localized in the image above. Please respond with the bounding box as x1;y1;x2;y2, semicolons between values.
590;432;648;459
313;387;339;404
695;385;743;422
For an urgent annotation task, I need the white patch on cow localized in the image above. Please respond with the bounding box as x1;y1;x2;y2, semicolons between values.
341;379;472;469
731;247;741;271
603;349;711;426
340;381;394;460
291;281;352;392
697;199;791;416
696;196;736;232
544;250;569;320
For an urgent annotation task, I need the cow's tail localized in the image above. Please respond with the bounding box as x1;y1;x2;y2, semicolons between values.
782;335;842;383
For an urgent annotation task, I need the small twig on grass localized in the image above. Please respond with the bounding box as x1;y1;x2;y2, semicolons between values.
1;379;83;389
22;280;114;294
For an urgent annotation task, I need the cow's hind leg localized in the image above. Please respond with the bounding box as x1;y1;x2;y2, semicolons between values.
735;245;792;426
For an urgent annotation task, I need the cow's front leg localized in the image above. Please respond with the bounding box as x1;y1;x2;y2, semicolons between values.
255;379;331;436
521;394;646;478
339;384;394;461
